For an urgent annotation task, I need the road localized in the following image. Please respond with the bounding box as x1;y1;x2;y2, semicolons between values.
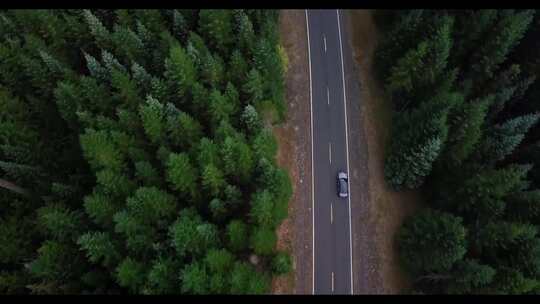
306;9;354;294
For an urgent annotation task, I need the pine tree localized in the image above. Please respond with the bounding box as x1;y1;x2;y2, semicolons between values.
441;96;491;166
37;205;82;241
272;251;292;275
79;129;125;172
181;261;209;294
386;41;429;93
139;95;165;145
164;43;196;99
506;190;540;223
134;161;161;187
445;259;496;294
228;49;249;87
115;257;146;293
201;164;226;198
479;113;540;164
146;257;178;294
488;267;539;294
77;231;120;268
470;10;535;81
385;92;458;190
398;209;467;275
250;226;276;256
83;191;119;227
166;109;203;150
209;89;234;127
201;52;225;88
95;169;136;198
226;219;248;252
235;11;255;56
479;221;537;251
82;10;111;48
242;104;262;135
243;68;264;104
169;208;219;258
453;164;530;219
196;137;222;170
221;135;254;184
166;152;197;199
198;10;234;55
125;187;176;224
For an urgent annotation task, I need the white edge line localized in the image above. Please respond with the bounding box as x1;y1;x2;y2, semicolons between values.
337;9;354;295
305;9;316;295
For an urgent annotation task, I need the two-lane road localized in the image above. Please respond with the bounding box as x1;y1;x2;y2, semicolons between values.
306;9;354;294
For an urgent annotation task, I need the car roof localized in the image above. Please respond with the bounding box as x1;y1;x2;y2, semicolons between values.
339;178;347;192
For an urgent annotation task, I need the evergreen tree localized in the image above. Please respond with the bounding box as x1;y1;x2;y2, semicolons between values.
398;209;467;275
166;152;197;199
115;257;146;293
226;219;248;252
77;231;120;268
445;259;496;294
198;10;234;55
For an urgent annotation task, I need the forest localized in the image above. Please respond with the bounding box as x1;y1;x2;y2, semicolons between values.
0;9;292;294
375;9;540;294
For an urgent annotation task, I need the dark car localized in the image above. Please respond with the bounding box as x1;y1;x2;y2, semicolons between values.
337;171;348;198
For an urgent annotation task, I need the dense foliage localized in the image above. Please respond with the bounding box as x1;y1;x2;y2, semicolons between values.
0;9;291;294
375;9;540;294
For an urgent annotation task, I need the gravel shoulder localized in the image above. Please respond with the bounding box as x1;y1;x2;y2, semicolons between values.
345;10;421;294
271;9;312;294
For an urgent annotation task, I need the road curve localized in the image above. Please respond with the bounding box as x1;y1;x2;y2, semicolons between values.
306;9;354;295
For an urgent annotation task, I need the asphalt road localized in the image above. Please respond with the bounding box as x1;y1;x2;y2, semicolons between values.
306;9;354;294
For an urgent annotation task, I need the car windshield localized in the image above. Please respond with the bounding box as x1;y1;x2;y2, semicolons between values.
340;178;347;193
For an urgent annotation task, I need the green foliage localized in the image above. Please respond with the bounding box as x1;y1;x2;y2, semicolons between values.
441;96;491;166
378;9;540;295
37;205;81;241
0;9;285;295
230;261;270;294
83;191;119;227
250;226;276;256
198;10;234;55
115;257;146;293
146;257;178;294
166;152;197;199
226;219;248;252
446;259;496;294
164;44;196;98
453;164;530;219
272;251;292;275
479;113;540;164
385;93;458;190
243;68;264;104
77;231;119;267
139;95;165;144
181;261;209;294
398;209;467;275
201;164;226;198
80;129;125;171
471;10;535;80
169;208;220;258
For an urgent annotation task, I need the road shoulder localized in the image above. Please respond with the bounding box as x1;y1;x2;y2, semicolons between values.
271;9;313;294
345;10;421;293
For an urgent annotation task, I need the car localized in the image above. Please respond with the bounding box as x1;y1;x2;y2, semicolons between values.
337;171;348;198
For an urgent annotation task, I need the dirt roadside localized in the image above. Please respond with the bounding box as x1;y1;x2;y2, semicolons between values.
271;10;312;294
346;10;420;294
